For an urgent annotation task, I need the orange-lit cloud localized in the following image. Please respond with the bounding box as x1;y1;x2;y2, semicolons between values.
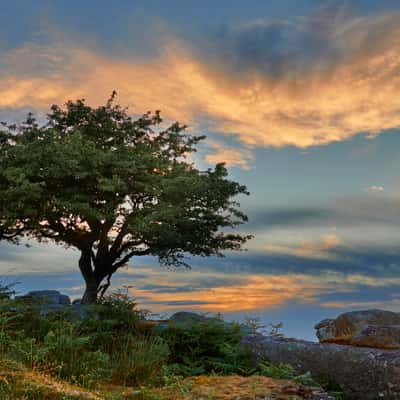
122;265;400;313
204;141;254;169
2;239;400;313
1;13;400;152
129;273;326;312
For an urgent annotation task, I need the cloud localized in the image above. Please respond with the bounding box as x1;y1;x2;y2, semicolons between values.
248;208;332;229
265;234;340;259
3;239;400;313
1;10;400;149
367;185;384;192
0;241;78;275
247;194;400;232
128;273;324;312
320;298;400;310
204;141;254;169
123;265;400;312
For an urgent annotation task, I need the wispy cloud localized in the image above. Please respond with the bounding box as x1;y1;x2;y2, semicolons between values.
320;298;400;310
247;194;400;231
265;234;341;259
0;241;78;275
367;185;384;192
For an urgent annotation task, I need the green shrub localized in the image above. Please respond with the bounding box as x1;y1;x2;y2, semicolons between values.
0;306;21;358
258;359;296;379
160;315;253;376
0;295;59;342
77;289;149;352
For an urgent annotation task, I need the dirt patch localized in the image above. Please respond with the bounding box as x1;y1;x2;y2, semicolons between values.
139;375;331;400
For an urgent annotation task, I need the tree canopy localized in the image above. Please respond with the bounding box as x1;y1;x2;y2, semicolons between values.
0;130;26;243
0;93;251;303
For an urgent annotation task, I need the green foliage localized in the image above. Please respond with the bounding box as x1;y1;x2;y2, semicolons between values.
7;321;111;388
0;94;252;302
314;374;346;400
160;315;253;376
77;289;148;351
95;289;149;329
258;359;296;379
158;369;194;396
110;334;169;386
0;289;170;389
257;360;346;399
33;327;110;386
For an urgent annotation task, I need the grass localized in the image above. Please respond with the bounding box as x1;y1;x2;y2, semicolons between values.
0;358;101;399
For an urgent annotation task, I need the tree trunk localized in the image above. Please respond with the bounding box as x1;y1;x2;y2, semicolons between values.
81;278;99;304
79;249;100;304
79;248;114;304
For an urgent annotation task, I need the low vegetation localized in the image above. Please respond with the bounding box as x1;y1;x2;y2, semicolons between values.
0;285;342;399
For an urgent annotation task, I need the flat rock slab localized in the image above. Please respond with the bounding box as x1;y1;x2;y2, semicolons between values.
241;334;400;400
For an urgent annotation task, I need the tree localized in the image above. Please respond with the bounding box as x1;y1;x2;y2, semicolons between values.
0;130;26;243
0;93;251;303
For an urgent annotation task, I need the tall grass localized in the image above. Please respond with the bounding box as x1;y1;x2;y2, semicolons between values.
0;288;168;389
110;334;169;386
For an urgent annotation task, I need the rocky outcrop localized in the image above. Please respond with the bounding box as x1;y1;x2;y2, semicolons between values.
315;309;400;349
13;290;95;319
16;290;71;305
350;324;400;349
14;290;73;315
241;334;400;400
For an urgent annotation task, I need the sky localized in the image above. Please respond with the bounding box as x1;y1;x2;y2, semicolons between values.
1;0;400;340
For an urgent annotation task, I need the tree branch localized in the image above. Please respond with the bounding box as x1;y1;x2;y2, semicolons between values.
109;223;128;258
97;274;112;298
111;248;151;271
